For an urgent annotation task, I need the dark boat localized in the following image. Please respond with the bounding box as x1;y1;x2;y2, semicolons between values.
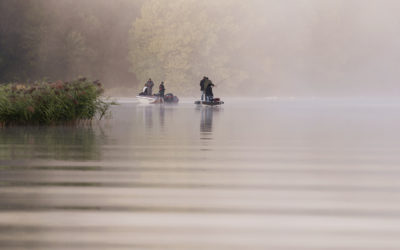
137;93;179;104
195;98;224;106
163;93;179;104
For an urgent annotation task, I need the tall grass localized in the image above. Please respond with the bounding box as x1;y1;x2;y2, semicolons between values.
0;78;111;126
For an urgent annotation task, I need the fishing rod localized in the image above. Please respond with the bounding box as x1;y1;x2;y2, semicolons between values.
210;75;235;88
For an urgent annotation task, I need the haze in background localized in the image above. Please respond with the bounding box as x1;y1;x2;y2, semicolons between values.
1;0;400;96
0;0;143;88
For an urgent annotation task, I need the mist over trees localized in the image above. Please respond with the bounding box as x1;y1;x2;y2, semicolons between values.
1;0;400;96
129;0;248;94
0;0;143;87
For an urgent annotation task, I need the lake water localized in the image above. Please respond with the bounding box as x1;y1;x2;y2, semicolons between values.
1;98;400;249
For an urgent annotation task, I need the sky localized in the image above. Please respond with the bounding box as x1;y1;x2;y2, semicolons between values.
233;0;400;96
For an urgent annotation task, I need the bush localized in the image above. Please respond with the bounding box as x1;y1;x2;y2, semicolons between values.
0;78;111;126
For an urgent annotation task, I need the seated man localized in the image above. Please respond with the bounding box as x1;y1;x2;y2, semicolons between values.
139;86;148;96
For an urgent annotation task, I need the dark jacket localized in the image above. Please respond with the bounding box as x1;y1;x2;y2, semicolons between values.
205;83;214;97
204;79;213;92
200;78;207;91
159;83;165;95
146;80;154;88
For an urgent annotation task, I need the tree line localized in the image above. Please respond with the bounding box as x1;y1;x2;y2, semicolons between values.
0;0;251;94
0;0;143;89
3;0;392;96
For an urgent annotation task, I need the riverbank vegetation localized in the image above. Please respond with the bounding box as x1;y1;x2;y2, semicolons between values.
0;79;111;126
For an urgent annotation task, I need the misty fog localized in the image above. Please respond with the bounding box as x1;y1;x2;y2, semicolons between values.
1;0;400;96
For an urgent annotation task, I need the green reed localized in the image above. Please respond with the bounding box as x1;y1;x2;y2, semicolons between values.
0;78;111;126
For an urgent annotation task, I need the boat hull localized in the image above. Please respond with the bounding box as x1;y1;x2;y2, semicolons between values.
136;95;157;104
195;100;224;106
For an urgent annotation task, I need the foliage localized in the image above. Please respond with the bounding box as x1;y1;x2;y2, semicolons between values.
129;0;248;95
0;78;111;126
1;0;251;95
0;0;143;86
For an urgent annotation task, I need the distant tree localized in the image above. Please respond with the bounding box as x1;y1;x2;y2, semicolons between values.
129;0;247;95
0;0;45;82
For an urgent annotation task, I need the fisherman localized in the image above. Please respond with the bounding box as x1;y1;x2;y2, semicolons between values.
145;78;154;95
159;81;165;102
200;76;207;100
203;77;214;101
205;81;215;102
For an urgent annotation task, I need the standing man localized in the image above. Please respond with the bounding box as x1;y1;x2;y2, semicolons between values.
200;76;207;100
159;81;165;103
145;78;154;95
205;82;215;102
203;77;214;101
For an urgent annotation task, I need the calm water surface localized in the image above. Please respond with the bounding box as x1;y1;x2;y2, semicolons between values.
1;98;400;249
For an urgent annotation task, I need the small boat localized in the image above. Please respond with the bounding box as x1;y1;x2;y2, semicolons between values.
195;98;224;106
136;95;157;104
136;93;179;104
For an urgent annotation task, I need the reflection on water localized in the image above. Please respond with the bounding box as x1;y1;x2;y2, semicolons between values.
200;107;214;134
0;126;106;161
1;99;400;250
143;106;153;129
159;105;165;128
